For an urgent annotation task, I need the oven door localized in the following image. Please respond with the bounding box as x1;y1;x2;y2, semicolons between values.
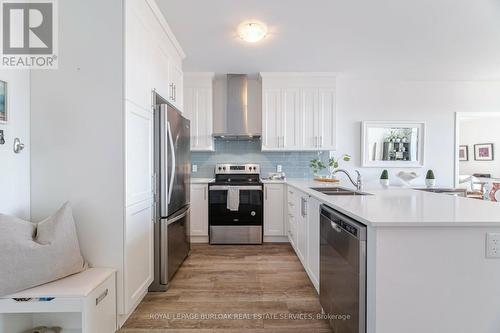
208;185;263;244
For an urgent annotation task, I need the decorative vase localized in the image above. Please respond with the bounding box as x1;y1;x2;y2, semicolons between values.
489;183;500;202
425;179;436;188
380;179;390;187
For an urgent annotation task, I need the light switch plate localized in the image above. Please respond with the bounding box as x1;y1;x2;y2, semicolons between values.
192;164;198;173
486;233;500;258
277;165;282;172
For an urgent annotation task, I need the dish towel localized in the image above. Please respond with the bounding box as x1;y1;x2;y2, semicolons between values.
227;187;240;211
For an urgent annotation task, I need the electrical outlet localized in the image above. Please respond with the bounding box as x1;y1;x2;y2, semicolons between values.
192;164;198;173
486;233;500;258
277;165;282;172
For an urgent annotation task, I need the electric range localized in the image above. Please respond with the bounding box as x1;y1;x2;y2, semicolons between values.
208;164;263;244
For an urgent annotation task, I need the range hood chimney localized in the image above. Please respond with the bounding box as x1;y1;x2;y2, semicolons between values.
213;74;260;140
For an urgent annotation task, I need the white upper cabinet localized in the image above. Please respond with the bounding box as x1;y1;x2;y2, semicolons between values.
260;73;337;151
183;73;214;151
282;88;301;149
127;0;184;111
169;62;183;110
262;88;282;149
316;88;336;150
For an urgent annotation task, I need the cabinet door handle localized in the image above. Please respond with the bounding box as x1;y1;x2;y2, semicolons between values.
173;85;177;102
320;136;323;147
204;187;207;200
265;187;268;200
96;288;108;306
169;83;174;100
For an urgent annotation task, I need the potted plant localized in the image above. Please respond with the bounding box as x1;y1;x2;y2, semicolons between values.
425;170;436;188
380;169;389;187
309;158;326;176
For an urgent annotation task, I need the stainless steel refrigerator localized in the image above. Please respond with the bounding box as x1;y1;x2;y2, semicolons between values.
150;99;191;291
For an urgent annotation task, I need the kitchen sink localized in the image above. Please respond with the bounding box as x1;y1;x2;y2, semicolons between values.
310;187;370;196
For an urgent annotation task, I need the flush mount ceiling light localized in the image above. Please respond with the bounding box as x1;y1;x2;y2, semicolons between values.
237;21;268;43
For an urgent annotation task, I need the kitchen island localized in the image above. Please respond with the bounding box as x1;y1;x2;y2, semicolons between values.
284;180;500;333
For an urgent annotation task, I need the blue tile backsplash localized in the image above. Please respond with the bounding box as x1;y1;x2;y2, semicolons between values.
191;139;329;178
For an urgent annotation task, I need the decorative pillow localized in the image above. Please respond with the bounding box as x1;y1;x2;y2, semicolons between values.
0;202;87;296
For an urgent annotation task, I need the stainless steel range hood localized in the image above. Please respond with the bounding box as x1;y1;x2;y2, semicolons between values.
213;74;260;140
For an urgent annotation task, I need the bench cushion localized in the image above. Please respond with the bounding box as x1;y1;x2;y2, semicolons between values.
0;202;87;296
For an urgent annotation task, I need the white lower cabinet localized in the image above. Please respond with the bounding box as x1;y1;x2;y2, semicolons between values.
286;185;320;292
264;184;286;236
190;184;209;241
306;197;321;291
295;192;308;267
286;186;299;247
124;200;153;314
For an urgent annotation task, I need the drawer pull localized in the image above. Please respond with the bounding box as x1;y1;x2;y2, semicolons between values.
96;288;108;306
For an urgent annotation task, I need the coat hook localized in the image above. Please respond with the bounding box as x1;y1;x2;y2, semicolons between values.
13;137;24;153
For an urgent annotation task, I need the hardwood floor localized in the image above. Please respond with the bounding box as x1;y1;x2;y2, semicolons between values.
120;243;331;333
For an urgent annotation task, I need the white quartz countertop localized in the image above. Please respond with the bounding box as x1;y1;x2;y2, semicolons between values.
260;179;287;184
190;178;214;184
285;179;500;227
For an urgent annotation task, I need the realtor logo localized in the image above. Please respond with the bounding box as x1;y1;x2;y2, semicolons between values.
1;0;58;69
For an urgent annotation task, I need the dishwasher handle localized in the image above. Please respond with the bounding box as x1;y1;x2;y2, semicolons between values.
320;204;366;241
330;221;342;233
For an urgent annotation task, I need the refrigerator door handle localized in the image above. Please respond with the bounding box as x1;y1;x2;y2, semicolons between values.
167;207;190;225
160;218;168;284
167;121;176;205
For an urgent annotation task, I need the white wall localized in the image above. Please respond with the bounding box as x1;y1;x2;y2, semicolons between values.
0;70;30;219
335;79;500;187
29;0;125;310
459;117;500;178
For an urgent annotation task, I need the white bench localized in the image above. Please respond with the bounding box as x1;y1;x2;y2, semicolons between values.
0;268;116;333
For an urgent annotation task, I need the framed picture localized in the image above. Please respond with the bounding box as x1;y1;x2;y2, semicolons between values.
474;143;494;161
0;80;6;123
459;145;469;161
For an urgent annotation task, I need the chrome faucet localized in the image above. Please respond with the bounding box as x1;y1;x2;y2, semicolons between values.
332;169;363;191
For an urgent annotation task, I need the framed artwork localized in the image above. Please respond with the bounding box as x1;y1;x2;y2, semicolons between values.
0;80;6;123
474;143;494;161
459;145;469;161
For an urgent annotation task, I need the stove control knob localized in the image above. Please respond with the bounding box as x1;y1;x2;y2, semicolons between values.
251;211;256;216
223;167;226;171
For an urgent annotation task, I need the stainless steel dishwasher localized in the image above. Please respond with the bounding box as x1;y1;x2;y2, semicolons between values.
320;204;367;333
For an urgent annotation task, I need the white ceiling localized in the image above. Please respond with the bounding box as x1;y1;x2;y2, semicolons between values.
157;0;500;80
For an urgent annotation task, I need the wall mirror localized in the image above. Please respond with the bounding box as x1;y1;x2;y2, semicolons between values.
361;121;425;167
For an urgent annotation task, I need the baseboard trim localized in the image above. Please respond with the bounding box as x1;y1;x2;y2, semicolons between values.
263;236;289;243
190;235;290;243
191;235;209;243
118;288;148;328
